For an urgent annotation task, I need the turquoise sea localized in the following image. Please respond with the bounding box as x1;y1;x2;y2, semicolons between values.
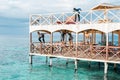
0;35;120;80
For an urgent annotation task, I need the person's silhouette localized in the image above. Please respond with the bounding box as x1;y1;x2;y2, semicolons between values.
37;32;45;43
73;8;82;22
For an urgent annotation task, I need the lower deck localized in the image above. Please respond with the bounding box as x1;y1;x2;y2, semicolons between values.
30;42;120;64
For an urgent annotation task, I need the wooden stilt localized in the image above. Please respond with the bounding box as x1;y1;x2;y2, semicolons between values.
104;62;108;74
114;63;117;71
49;57;52;67
74;59;78;72
29;55;32;64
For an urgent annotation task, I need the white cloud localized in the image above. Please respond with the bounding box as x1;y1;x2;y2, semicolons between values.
0;0;119;18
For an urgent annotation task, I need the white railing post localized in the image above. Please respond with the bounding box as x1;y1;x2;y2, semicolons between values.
76;32;78;57
106;33;109;60
50;32;53;54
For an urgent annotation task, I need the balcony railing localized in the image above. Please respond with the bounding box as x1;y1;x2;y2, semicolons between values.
30;10;120;26
31;42;120;62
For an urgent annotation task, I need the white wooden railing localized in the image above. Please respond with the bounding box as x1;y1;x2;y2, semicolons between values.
30;10;120;26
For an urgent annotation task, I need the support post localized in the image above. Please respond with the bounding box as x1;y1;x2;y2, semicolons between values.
106;33;109;60
104;62;108;74
92;30;96;44
102;33;106;44
29;55;32;64
49;57;52;67
114;63;117;71
50;33;53;55
76;33;78;56
49;33;53;67
29;33;33;64
112;32;114;46
74;59;78;72
83;32;85;44
91;30;93;44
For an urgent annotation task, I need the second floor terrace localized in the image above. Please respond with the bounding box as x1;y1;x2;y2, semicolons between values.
30;9;120;26
29;3;120;34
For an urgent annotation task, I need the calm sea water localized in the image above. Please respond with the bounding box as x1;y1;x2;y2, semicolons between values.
0;35;120;80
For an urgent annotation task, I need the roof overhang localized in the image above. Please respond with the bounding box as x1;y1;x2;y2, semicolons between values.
92;3;120;10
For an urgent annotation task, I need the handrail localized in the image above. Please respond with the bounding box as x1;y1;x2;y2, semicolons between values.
30;10;120;26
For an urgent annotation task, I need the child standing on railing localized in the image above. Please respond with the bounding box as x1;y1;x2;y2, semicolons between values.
73;8;82;22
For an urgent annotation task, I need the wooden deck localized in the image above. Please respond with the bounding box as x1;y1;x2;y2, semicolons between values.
30;42;120;63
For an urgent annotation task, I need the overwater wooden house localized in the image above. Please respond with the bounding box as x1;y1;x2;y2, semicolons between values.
29;3;120;74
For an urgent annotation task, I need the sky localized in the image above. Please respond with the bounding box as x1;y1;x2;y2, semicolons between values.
0;0;120;36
